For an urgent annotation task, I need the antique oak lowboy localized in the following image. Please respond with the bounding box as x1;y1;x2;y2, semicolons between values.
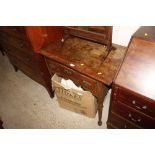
0;26;63;97
40;26;126;125
107;27;155;128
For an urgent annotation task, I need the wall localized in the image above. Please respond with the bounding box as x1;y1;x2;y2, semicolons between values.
113;26;140;46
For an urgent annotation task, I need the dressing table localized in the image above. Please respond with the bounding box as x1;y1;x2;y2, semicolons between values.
40;26;126;125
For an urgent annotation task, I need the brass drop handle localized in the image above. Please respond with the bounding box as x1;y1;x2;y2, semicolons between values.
64;70;72;75
83;80;91;87
132;100;147;110
128;113;141;123
20;43;24;48
49;64;56;69
26;58;30;62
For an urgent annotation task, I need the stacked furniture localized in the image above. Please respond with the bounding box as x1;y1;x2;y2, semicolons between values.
107;27;155;128
0;26;63;97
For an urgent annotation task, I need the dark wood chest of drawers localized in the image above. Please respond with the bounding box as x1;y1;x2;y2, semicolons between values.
107;27;155;129
0;26;56;97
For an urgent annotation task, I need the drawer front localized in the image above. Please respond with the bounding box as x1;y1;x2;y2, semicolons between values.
0;32;33;54
112;102;155;128
7;53;44;85
107;111;141;129
0;26;27;40
115;87;155;119
45;58;97;95
4;45;35;67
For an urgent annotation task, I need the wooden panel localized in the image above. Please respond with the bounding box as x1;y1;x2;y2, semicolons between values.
26;26;64;52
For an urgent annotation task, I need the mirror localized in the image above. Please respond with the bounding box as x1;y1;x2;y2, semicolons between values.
71;26;107;34
64;26;113;52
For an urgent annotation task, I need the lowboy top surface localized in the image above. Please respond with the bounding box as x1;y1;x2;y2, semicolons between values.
40;37;126;86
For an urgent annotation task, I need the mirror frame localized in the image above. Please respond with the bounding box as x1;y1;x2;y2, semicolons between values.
64;26;113;51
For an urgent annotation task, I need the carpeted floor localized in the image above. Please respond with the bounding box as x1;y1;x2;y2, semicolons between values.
0;53;111;129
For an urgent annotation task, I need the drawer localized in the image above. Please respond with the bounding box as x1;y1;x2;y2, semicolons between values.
0;32;33;54
0;26;27;40
107;111;141;129
112;102;155;128
45;58;98;95
7;53;44;85
116;87;155;118
4;45;35;67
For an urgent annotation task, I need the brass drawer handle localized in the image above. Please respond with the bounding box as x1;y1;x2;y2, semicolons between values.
49;64;56;69
132;100;147;110
26;58;30;62
19;43;24;48
64;69;72;75
83;80;91;87
128;113;141;123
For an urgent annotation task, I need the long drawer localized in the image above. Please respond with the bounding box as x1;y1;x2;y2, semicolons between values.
7;53;44;85
107;111;141;129
45;58;98;96
115;87;155;119
112;101;155;128
0;26;27;40
4;45;35;68
0;32;33;55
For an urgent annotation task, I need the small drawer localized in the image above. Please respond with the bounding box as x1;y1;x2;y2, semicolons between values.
112;102;155;128
0;26;27;40
107;111;141;129
45;58;97;95
116;87;155;119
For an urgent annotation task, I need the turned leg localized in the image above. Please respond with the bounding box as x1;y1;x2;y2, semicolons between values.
98;104;103;126
1;50;5;56
13;65;18;72
47;89;54;98
97;82;108;126
0;118;4;129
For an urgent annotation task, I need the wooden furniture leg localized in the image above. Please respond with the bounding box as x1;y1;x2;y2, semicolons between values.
13;65;18;72
0;118;4;129
97;82;108;126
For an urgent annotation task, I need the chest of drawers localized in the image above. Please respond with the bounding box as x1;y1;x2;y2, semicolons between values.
107;27;155;129
0;26;63;97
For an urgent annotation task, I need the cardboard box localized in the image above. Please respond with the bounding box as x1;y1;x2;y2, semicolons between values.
52;74;97;118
